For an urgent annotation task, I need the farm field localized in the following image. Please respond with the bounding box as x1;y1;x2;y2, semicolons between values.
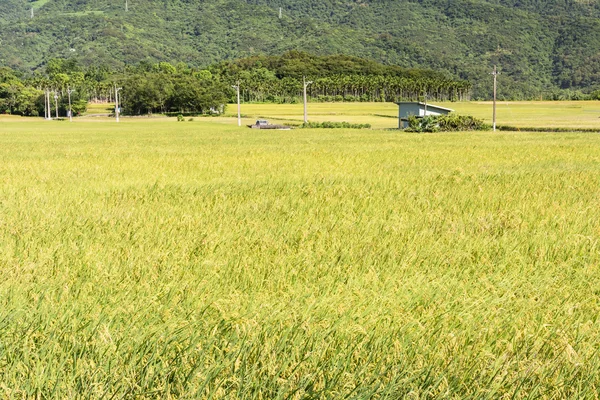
1;119;600;397
222;101;600;130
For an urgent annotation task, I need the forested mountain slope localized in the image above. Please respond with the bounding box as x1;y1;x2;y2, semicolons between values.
1;0;599;98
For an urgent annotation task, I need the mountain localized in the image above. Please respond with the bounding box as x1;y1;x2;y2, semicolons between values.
1;0;599;99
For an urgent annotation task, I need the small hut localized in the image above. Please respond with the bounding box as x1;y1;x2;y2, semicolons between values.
396;102;454;129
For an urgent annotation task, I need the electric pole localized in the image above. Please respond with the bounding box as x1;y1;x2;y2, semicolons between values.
491;65;499;132
115;85;122;123
232;81;241;127
54;92;59;119
423;91;428;116
31;7;34;18
67;86;75;122
46;90;51;120
279;7;282;19
125;0;128;11
303;76;312;124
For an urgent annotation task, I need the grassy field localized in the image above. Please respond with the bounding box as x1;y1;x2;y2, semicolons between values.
223;101;600;130
84;102;115;116
29;0;51;9
1;115;600;397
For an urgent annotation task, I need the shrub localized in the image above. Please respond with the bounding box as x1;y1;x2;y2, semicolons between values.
405;115;438;132
177;114;184;121
316;95;333;102
437;114;490;131
405;114;490;132
301;121;371;129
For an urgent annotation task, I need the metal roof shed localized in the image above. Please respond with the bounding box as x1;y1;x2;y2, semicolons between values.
396;102;454;129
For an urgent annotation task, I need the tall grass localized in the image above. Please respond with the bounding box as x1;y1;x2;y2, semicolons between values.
1;120;600;397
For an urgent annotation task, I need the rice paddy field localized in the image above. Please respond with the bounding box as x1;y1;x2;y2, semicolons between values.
1;104;600;397
221;101;600;130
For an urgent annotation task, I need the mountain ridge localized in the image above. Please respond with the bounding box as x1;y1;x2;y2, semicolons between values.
1;0;599;98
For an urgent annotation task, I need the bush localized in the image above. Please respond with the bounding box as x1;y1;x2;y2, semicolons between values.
405;115;440;132
405;114;490;133
301;121;371;129
437;114;490;131
316;95;333;102
177;114;184;121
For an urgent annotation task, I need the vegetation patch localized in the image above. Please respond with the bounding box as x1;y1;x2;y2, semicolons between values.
28;0;51;10
300;121;371;129
60;11;104;17
405;114;490;133
498;125;600;133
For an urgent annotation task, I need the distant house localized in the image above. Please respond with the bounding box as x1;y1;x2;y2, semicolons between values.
396;102;454;129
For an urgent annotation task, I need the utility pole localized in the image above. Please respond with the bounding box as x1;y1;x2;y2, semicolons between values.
125;0;128;11
232;81;241;126
303;76;312;124
279;7;282;19
423;91;428;116
46;90;51;120
491;65;500;132
30;7;34;18
67;86;75;122
115;85;122;123
54;92;59;119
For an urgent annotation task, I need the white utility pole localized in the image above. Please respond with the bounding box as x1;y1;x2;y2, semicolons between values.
232;81;241;126
423;92;428;116
67;87;75;122
31;7;34;18
491;65;500;132
54;93;59;119
303;76;312;124
279;7;282;18
125;0;128;11
46;90;51;120
43;89;47;119
115;85;122;122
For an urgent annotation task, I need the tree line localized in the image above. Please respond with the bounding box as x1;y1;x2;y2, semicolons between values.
1;52;478;117
213;53;472;103
5;51;600;118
